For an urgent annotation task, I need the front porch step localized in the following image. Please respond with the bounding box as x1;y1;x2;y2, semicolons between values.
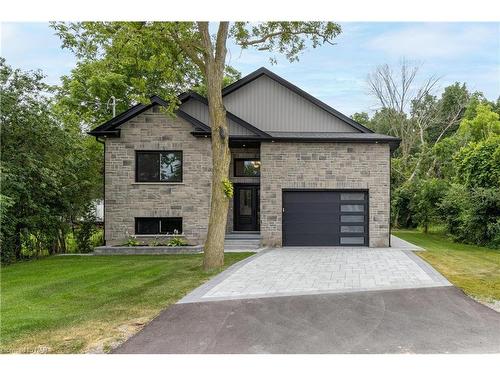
224;232;261;250
225;232;261;240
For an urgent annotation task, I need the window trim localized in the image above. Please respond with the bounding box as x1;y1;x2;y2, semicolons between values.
135;150;183;183
233;158;261;177
135;217;183;235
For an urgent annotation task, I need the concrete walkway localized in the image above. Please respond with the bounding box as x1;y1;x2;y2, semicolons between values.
180;246;450;303
390;235;423;250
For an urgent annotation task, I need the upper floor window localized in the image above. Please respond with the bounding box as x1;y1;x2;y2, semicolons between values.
136;151;183;182
234;159;261;177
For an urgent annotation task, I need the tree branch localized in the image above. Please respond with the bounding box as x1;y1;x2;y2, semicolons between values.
241;30;336;47
215;22;229;70
168;23;206;72
197;22;213;66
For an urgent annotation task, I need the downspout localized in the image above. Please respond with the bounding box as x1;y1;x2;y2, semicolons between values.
389;149;392;248
96;137;106;245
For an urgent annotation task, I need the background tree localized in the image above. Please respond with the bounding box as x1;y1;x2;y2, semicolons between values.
0;59;102;263
53;21;342;270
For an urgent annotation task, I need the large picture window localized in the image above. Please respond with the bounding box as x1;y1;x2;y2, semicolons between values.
136;151;183;182
234;159;261;177
135;217;183;235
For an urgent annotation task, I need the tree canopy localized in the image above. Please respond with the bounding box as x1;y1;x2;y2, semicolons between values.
1;58;102;263
357;60;500;247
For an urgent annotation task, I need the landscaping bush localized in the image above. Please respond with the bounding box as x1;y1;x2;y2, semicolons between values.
75;207;97;253
391;183;418;228
90;228;104;247
411;178;449;233
441;185;500;248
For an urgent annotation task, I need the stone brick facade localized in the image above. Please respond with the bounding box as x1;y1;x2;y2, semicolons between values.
105;111;391;248
260;142;390;247
104;107;212;246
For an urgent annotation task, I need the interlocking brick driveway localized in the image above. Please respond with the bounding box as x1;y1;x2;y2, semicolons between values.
180;246;450;303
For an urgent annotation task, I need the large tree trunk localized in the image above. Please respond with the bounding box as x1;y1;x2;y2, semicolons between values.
199;22;231;270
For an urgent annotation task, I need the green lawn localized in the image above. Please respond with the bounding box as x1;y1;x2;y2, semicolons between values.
0;253;252;353
394;229;500;301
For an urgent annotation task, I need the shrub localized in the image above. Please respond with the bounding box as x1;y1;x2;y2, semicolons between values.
411;178;449;233
441;185;500;248
124;236;140;247
66;232;78;253
391;183;418;228
75;207;96;253
455;135;500;189
90;228;104;247
167;236;188;247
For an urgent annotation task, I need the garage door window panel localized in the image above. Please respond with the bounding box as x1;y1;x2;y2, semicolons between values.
340;237;365;245
341;215;364;223
341;225;364;233
341;204;364;212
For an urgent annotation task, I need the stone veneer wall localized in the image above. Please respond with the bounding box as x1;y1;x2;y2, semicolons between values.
260;142;390;247
226;148;260;233
104;107;212;246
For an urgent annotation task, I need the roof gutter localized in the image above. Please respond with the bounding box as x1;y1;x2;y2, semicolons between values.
87;129;121;138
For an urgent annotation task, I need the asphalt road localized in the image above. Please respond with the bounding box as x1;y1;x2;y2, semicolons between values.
114;286;500;354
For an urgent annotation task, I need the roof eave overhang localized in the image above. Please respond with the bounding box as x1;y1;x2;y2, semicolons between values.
191;132;401;152
87;129;121;138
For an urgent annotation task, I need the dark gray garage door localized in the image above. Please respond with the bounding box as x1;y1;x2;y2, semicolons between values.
282;190;368;246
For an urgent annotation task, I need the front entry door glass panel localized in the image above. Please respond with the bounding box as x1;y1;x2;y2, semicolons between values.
234;186;260;231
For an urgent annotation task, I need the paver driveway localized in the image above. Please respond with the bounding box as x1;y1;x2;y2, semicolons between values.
180;247;450;303
115;240;500;354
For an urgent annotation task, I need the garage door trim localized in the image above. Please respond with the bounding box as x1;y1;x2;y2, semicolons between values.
282;189;369;247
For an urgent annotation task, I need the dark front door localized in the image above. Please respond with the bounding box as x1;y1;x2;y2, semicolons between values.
234;185;260;231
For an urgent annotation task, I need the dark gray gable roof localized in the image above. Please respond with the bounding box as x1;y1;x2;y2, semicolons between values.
87;69;400;151
221;67;374;134
88;95;211;137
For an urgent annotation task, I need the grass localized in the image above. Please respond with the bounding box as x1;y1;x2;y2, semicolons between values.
0;253;252;353
394;229;500;301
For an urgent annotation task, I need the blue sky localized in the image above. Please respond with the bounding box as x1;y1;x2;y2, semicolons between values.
1;22;499;115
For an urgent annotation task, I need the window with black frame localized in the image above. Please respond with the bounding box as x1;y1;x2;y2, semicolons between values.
234;159;261;177
136;151;182;182
135;217;183;235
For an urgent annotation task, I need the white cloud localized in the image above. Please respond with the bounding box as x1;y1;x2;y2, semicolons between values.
366;23;497;59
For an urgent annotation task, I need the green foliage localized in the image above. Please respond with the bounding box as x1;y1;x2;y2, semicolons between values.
455;135;500;189
222;178;234;198
440;186;500;248
192;66;241;96
66;232;78;253
379;77;500;248
124;236;140;247
429;136;460;179
148;236;161;247
230;22;341;63
458;104;500;142
351;112;370;126
392;183;418;229
411;178;449;233
51;22;203;125
90;227;104;248
75;206;97;253
426;82;470;143
51;21;342;126
167;236;188;247
0;59;102;263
